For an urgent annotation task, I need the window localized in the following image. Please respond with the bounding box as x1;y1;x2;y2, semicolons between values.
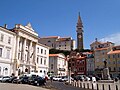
113;55;115;58
51;64;53;69
114;67;116;71
113;61;115;64
44;70;46;74
6;49;10;59
48;40;51;42
8;37;11;44
52;44;53;47
108;55;110;59
118;54;120;58
44;58;46;65
119;67;120;71
0;34;4;42
37;47;39;53
109;67;111;71
4;68;8;75
40;70;42;73
45;50;46;55
0;48;2;57
41;49;43;54
41;58;42;64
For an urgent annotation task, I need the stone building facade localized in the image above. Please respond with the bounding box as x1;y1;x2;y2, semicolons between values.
0;23;49;76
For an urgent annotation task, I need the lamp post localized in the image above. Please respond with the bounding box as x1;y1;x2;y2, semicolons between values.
68;67;71;84
115;54;118;77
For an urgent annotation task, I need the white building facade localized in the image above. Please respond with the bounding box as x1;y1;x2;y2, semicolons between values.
0;23;49;76
0;26;16;76
36;43;49;77
49;53;68;76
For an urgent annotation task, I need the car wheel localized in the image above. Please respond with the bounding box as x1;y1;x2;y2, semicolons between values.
37;83;39;86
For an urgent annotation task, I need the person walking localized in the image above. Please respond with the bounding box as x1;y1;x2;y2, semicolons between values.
17;75;19;84
50;76;53;83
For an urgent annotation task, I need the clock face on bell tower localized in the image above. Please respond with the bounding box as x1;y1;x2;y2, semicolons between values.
78;34;82;38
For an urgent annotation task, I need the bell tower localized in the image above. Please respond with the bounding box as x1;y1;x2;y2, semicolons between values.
76;12;84;50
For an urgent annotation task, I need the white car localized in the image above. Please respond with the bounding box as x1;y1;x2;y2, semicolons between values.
0;76;3;82
92;77;96;82
53;77;61;81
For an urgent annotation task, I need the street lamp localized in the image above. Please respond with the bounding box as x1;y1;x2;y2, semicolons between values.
68;67;71;84
115;54;118;77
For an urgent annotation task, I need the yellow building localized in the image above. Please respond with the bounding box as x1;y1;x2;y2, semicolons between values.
90;39;114;77
107;45;120;78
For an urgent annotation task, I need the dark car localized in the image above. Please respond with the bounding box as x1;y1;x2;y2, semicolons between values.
18;76;29;84
33;76;46;86
5;76;17;83
28;75;37;85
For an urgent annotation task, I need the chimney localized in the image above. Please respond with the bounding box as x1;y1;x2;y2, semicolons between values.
4;24;7;29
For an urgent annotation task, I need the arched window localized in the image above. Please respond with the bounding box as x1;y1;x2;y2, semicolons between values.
4;68;8;75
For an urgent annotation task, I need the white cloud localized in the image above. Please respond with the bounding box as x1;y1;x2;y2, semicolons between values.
99;33;120;45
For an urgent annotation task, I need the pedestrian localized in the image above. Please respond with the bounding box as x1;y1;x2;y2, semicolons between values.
50;76;53;82
17;75;19;84
45;76;48;81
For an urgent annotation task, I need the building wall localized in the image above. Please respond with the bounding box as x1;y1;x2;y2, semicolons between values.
49;54;68;76
0;27;16;76
39;36;75;51
39;37;59;49
56;40;74;51
36;43;49;76
94;48;108;69
107;46;120;78
86;58;94;74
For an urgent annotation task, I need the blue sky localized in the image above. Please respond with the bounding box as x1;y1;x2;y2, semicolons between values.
0;0;120;49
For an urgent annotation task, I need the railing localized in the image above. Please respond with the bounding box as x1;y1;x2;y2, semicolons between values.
70;80;119;90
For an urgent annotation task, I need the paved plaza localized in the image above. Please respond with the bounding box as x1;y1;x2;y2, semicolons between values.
0;83;49;90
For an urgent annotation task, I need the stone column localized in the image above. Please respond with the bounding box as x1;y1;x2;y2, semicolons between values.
16;36;20;59
28;41;32;73
29;41;32;64
23;38;26;61
33;43;37;72
23;38;26;72
15;36;20;76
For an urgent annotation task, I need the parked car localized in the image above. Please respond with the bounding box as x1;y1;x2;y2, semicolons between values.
0;76;3;82
28;74;38;85
5;76;17;83
74;75;85;81
84;76;90;81
1;76;10;82
95;76;101;81
33;76;46;86
59;76;67;82
90;76;96;82
53;76;61;81
18;75;29;84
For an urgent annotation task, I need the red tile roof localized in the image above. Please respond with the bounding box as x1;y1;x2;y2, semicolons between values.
41;36;59;39
49;54;59;57
107;50;120;54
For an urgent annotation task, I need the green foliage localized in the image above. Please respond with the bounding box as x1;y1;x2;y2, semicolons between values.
49;49;71;56
74;48;90;52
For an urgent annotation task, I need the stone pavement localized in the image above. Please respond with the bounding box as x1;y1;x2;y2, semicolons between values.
0;83;51;90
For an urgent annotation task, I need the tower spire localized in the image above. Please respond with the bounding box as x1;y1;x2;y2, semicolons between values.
77;12;83;28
